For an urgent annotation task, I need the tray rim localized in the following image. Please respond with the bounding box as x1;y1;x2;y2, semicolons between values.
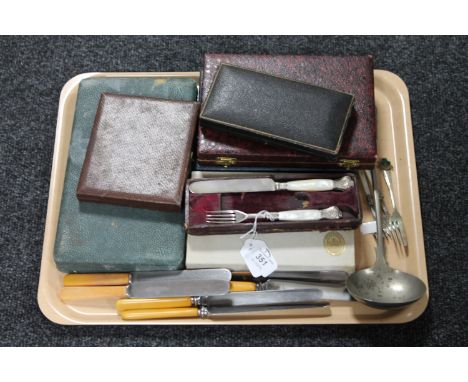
37;69;429;325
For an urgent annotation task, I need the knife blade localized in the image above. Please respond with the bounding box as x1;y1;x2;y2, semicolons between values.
201;288;324;307
231;270;349;284
118;289;328;320
259;280;351;301
60;269;232;302
188;176;354;194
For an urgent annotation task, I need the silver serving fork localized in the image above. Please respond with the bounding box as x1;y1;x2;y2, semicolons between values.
379;159;409;253
206;207;343;224
358;171;393;240
359;170;405;253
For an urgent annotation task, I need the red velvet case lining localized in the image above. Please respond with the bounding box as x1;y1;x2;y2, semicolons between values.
185;173;361;236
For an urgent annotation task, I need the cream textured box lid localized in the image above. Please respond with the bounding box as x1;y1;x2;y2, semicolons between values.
186;230;355;273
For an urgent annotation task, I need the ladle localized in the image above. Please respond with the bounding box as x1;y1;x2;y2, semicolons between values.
346;186;426;309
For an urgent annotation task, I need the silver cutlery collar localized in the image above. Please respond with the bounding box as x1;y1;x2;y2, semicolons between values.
320;206;342;219
333;176;354;191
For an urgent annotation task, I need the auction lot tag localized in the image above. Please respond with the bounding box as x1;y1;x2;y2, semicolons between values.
240;239;278;278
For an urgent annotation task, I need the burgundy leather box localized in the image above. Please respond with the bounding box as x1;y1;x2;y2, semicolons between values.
185;173;361;235
196;54;376;170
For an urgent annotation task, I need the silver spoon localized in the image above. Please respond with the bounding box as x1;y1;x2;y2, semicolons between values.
346;187;426;309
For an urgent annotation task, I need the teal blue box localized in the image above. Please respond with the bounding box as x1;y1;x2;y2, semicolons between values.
54;77;198;273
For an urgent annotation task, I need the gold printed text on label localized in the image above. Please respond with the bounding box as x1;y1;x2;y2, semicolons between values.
323;232;346;256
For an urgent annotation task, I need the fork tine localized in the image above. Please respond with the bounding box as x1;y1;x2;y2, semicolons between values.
382;216;392;239
206;220;236;224
206;214;235;218
206;210;237;214
393;218;408;246
394;223;406;248
383;227;391;239
206;212;235;216
386;224;398;249
390;223;405;256
206;209;239;224
206;217;236;221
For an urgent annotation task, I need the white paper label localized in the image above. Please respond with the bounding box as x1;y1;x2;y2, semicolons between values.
240;239;278;278
360;221;377;235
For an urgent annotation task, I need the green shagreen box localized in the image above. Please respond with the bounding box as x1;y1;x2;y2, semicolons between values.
54;77;198;273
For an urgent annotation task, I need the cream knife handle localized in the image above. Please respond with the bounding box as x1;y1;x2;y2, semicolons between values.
282;179;334;191
63;273;130;287
277;207;342;221
60;286;128;302
120;307;200;321
116;297;194;311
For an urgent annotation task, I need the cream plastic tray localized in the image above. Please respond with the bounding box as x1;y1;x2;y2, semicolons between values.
37;70;428;325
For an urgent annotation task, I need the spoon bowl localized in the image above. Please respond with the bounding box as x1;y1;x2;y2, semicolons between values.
346;266;426;309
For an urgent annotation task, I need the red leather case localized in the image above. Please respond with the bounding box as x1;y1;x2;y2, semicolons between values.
197;54;376;170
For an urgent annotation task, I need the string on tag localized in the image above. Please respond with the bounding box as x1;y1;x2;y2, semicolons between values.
240;210;276;240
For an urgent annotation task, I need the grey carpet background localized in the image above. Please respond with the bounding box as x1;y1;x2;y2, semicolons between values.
0;36;467;346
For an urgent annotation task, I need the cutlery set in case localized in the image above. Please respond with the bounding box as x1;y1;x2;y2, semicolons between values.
186;173;361;235
37;56;429;325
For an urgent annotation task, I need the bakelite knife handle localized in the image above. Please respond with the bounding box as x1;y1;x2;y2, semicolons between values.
229;281;257;292
63;273;130;287
115;282;257;311
120;307;199;320
116;297;193;311
60;286;127;302
284;179;335;191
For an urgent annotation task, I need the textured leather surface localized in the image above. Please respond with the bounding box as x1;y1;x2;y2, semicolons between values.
77;93;199;211
54;77;198;273
197;54;376;168
200;64;354;157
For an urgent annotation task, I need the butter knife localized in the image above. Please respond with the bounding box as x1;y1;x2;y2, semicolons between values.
60;269;232;302
189;176;354;194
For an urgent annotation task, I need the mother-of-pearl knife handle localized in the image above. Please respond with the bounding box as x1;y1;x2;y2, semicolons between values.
277;206;342;221
277;176;353;192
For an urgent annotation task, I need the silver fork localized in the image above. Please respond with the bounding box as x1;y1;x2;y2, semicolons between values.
360;169;406;254
206;207;343;224
359;171;394;240
381;199;402;249
379;159;409;254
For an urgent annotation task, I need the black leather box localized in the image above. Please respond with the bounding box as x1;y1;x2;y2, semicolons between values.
199;64;355;158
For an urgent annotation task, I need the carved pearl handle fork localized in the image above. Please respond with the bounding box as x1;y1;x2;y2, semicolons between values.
206;206;343;224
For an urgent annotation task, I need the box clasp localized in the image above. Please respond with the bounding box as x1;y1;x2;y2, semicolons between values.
338;159;360;169
215;156;238;167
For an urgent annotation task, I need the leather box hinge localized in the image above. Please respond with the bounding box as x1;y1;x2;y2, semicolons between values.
214;156;238;167
338;159;360;168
